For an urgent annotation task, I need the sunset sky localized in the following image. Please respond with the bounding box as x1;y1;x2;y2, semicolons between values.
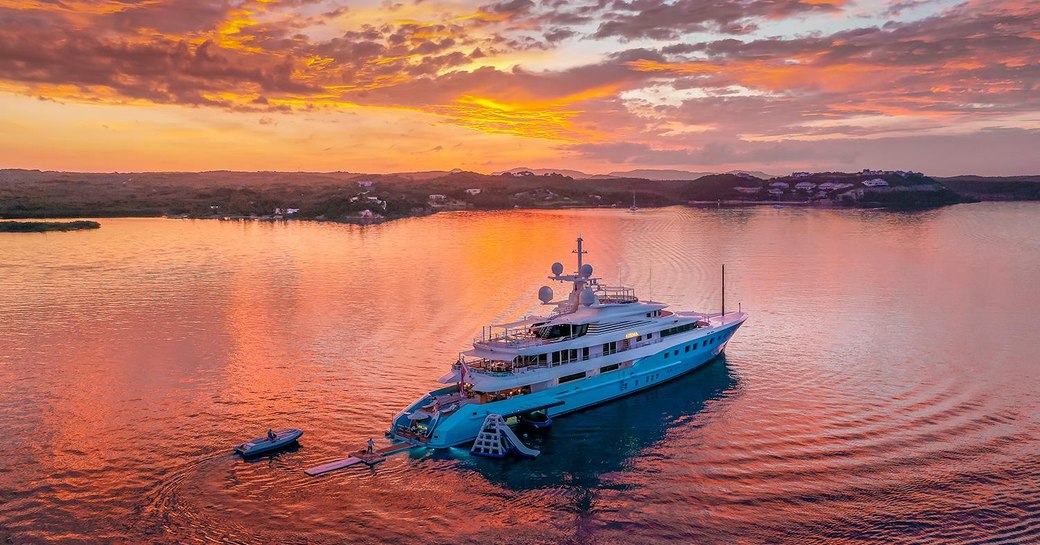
0;0;1037;175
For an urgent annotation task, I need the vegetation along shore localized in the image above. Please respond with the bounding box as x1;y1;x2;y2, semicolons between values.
0;220;101;233
2;168;1037;225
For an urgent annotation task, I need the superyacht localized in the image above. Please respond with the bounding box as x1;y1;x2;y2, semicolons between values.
388;237;748;448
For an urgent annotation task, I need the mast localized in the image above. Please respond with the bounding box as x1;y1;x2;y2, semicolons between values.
572;236;587;292
721;264;725;322
574;236;585;270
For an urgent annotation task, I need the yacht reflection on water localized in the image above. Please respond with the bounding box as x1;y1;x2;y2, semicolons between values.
425;356;736;491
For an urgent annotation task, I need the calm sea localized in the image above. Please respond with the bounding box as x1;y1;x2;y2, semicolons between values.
1;204;1038;544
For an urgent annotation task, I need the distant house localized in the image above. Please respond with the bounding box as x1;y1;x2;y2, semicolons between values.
795;182;817;191
818;182;854;191
357;180;375;188
465;188;482;195
286;208;300;215
769;181;790;189
768;188;784;196
860;169;886;176
428;194;447;202
734;187;760;194
862;178;889;187
792;172;812;178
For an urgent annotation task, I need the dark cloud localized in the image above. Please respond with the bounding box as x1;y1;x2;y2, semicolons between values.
543;28;575;43
481;0;534;13
0;27;319;107
590;0;844;40
104;0;234;35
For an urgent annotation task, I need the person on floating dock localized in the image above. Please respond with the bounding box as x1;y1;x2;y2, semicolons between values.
367;438;375;453
268;429;276;442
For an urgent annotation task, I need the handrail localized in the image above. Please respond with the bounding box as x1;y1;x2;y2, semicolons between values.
467;335;664;377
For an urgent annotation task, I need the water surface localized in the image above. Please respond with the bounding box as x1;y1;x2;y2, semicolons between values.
1;204;1038;544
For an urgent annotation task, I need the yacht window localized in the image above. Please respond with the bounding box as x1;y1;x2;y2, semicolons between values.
539;323;588;340
559;371;586;384
664;352;669;359
582;347;590;360
600;363;619;373
693;342;698;349
684;345;690;353
648;332;653;339
521;355;544;366
673;349;679;356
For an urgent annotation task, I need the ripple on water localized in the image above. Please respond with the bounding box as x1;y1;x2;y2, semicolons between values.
2;208;1040;544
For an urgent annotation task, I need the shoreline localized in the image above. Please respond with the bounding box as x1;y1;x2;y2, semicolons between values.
0;220;101;232
1;200;998;229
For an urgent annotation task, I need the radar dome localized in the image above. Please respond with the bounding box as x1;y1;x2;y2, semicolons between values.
580;263;594;277
580;287;598;306
538;285;554;303
551;262;564;275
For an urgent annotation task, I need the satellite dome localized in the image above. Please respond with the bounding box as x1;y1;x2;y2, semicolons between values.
551;262;564;275
580;287;598;306
580;263;594;277
538;285;554;303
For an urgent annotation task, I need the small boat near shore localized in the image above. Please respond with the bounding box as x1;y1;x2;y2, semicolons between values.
234;429;303;457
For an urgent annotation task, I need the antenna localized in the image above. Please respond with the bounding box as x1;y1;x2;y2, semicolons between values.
572;236;588;292
573;235;586;270
648;263;653;303
721;264;726;323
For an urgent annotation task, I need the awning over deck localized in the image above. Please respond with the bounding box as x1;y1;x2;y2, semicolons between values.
463;347;516;360
490;316;547;329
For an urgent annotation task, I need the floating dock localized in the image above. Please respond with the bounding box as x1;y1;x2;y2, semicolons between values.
305;442;413;476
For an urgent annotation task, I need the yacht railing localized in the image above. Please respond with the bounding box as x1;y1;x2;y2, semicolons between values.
594;285;638;304
474;320;583;347
464;334;664;377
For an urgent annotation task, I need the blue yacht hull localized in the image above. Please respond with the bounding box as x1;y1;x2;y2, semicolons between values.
396;319;744;449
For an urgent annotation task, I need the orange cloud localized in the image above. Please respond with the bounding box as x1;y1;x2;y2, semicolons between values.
0;0;1037;174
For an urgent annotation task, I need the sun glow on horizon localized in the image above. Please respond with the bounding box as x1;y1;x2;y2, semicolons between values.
0;0;1037;175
